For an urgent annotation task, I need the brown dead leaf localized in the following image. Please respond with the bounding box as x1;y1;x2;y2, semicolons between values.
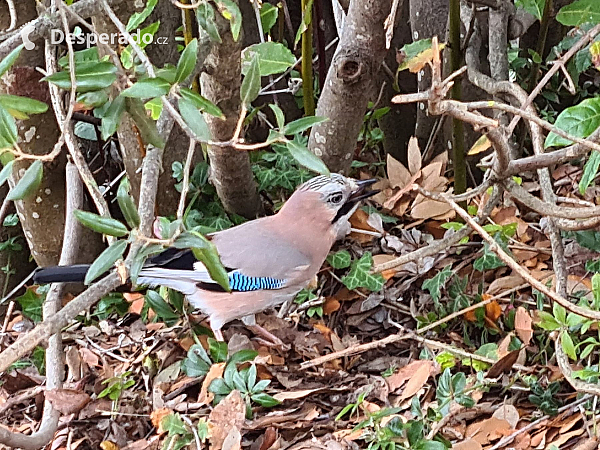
386;360;439;393
572;438;598;450
548;428;584;448
372;254;397;280
273;388;323;402
411;200;452;219
387;153;412;189
259;427;278;450
45;389;91;415
399;361;438;400
313;323;332;341
407;137;422;175
100;442;119;450
79;347;99;367
466;417;512;445
209;390;246;450
452;439;482;450
492;404;519;428
485;301;502;322
515;307;533;345
487;350;520;378
198;363;226;406
323;298;341;315
151;408;173;433
468;135;492;156
486;275;524;295
349;209;378;243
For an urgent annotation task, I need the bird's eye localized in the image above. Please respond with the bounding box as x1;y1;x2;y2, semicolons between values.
329;193;344;204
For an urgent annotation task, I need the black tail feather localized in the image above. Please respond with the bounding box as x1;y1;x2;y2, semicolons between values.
33;264;91;284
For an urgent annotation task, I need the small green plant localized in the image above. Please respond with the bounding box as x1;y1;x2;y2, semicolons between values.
294;288;322;317
160;412;208;450
435;368;476;416
528;381;561;416
336;389;370;421
358;102;389;152
99;371;136;413
208;350;280;418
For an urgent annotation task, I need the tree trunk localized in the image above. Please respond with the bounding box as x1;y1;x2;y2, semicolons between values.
200;1;261;219
308;0;392;174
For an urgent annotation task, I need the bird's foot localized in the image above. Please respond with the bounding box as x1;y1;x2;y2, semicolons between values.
248;324;290;351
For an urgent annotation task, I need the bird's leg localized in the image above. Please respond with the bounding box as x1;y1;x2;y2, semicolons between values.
241;314;289;350
213;328;224;341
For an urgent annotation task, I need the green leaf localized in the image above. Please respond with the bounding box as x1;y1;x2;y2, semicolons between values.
125;98;165;148
7;160;43;200
161;413;188;436
397;39;433;71
295;0;314;46
0;95;48;116
145;289;180;322
556;0;600;26
73;210;129;237
228;349;258;366
144;97;163;120
573;230;600;252
84;239;128;285
196;2;222;43
42;61;117;93
76;91;109;109
58;47;99;68
217;0;242;42
579;150;600;194
101;96;126;140
175;38;198;83
130;244;163;283
242;42;296;77
269;104;285;129
422;266;453;303
327;250;352;269
182;343;212;378
251;392;281;407
561;332;577;360
209;378;232;396
260;3;278;34
179;87;223;118
536;311;561;330
545;97;600;148
16;287;43;322
283;116;327;136
0;44;23;78
173;230;211;250
208;338;228;363
122;77;171;98
342;252;385;292
515;0;546;21
178;98;211;141
126;0;158;31
240;53;261;106
247;363;257;390
474;243;505;271
286;138;330;175
0;103;17;147
0;159;14;188
174;231;229;291
117;177;140;229
252;379;270;393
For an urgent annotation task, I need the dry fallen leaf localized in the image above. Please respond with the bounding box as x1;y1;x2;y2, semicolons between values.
45;389;91;415
387;153;412;189
468;135;492;155
466;417;512;445
198;363;226;406
492;404;519;428
515;307;533;346
386;360;439;394
411;199;452;219
407;136;422;175
452;438;482;450
208;390;246;450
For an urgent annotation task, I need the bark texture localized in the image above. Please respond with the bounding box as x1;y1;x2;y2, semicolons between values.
201;1;261;219
308;0;392;174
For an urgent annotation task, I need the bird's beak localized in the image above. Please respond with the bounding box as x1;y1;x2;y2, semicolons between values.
348;178;379;203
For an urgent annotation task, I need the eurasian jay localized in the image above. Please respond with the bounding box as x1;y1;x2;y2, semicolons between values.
33;174;377;341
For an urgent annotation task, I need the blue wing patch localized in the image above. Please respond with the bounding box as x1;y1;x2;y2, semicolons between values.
229;271;285;291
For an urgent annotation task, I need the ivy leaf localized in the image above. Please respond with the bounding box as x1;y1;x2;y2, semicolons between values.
474;243;505;271
545;97;600;148
327;250;352;269
7;160;43;201
175;38;198;83
572;230;600;252
242;42;296;77
422;266;453;303
556;0;600;26
240;53;261;106
84;240;128;285
16;287;44;323
342;252;385;292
